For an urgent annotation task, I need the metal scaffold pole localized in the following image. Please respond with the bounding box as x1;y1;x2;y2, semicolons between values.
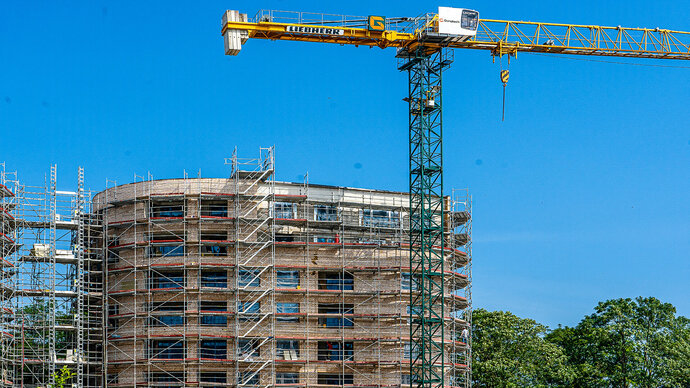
401;48;452;388
0;163;19;388
76;167;86;388
49;164;58;387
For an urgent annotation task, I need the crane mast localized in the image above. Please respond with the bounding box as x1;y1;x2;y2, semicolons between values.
400;47;452;388
222;8;690;388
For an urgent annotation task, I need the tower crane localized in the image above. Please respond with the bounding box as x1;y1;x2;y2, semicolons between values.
221;8;690;388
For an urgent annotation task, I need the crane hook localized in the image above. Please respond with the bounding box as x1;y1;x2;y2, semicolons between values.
500;69;509;121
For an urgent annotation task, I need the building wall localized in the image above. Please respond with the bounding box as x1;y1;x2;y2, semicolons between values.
94;177;470;387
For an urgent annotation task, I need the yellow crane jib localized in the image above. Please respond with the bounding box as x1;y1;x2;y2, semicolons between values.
222;9;690;60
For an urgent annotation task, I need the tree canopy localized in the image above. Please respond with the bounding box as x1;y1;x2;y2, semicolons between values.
472;297;689;387
472;308;574;387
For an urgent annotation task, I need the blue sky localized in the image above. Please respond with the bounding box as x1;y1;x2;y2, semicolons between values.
1;0;688;328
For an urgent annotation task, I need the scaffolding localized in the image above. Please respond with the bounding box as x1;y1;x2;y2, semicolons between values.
231;147;276;387
1;163;18;388
0;164;103;388
97;147;472;388
449;189;472;387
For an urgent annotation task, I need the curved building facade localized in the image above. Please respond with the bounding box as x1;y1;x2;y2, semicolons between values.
95;151;472;387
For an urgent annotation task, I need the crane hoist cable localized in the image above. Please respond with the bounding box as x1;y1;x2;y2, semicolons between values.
497;52;511;122
500;69;509;121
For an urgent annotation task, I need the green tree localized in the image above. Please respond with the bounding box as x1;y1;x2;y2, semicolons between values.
547;297;690;387
472;308;574;387
49;365;74;388
661;316;690;385
15;300;74;360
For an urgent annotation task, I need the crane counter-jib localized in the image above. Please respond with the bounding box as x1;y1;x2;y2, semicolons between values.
224;20;416;48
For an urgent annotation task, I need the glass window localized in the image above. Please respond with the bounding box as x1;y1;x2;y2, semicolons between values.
200;200;228;217
238;301;260;321
200;340;227;359
150;371;185;383
200;244;227;256
107;240;120;263
276;340;300;359
238;269;260;288
106;374;119;385
108;304;119;316
277;303;299;322
201;232;227;241
108;304;119;329
461;10;479;30
148;245;184;258
318;304;354;327
201;270;227;288
200;372;226;384
314;205;338;221
357;237;386;245
318;272;354;291
150;201;184;218
200;233;228;256
401;272;419;291
149;233;182;242
276;270;299;288
274;202;296;219
276;372;299;385
107;318;119;329
238;339;260;358
404;342;419;360
149;340;185;359
314;236;337;243
406;305;422;324
318;374;353;385
318;341;354;361
361;209;400;228
150;301;185;311
240;371;259;387
149;301;185;326
200;301;227;326
150;315;184;326
150;271;185;289
275;234;295;242
401;374;418;385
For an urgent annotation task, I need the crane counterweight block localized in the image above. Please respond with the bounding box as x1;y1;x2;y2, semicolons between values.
222;10;249;55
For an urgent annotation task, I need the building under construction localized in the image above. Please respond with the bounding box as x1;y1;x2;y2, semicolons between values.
0;163;103;388
0;148;472;387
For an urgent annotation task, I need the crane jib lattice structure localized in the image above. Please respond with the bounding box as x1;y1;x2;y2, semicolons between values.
221;8;690;388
